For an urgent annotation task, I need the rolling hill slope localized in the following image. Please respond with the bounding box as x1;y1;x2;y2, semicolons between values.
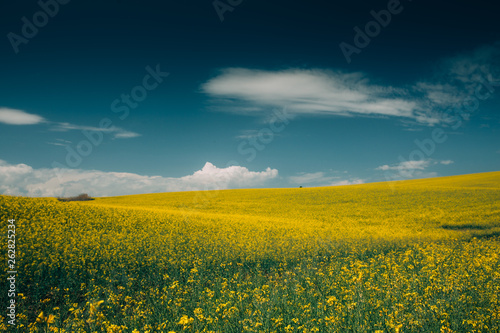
1;171;499;332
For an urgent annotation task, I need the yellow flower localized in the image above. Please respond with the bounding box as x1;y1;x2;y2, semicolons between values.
47;314;55;324
178;315;194;326
35;312;55;325
35;312;45;323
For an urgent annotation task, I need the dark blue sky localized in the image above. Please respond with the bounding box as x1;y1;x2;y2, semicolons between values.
0;0;499;196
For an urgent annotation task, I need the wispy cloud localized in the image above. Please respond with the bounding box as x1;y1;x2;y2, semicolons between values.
289;171;363;187
0;160;278;197
411;42;500;123
235;129;262;139
289;172;334;185
0;107;141;140
235;129;284;140
113;131;141;139
0;108;46;125
443;42;500;87
202;68;422;121
46;139;73;147
376;159;454;179
376;160;431;172
51;122;141;139
330;179;364;186
376;159;454;171
202;42;500;127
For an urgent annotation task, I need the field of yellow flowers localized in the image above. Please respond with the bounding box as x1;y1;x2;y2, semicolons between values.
1;171;500;332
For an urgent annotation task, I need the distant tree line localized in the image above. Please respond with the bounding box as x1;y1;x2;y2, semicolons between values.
57;193;94;202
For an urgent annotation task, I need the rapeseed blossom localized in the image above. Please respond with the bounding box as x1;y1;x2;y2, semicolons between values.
0;171;499;332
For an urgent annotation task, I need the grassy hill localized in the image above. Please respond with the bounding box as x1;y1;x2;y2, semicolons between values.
1;171;499;332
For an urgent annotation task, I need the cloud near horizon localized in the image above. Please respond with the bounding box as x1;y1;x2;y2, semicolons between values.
0;160;278;197
289;171;364;187
375;159;454;180
376;159;454;172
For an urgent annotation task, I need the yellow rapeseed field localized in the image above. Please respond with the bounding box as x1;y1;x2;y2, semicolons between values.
1;171;499;332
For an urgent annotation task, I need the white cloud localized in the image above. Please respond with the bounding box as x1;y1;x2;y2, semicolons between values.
113;131;141;139
376;159;454;180
376;159;454;172
414;83;463;107
376;160;431;172
47;139;72;147
0;160;278;197
0;108;45;125
202;68;421;121
329;179;364;186
181;162;278;191
289;171;364;187
202;43;500;127
235;129;262;139
51;122;141;140
289;172;331;184
0;107;140;140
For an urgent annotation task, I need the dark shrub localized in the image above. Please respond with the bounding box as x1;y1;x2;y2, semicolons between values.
57;193;94;202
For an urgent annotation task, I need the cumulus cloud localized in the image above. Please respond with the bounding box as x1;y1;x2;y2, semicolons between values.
0;108;45;125
0;160;278;197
